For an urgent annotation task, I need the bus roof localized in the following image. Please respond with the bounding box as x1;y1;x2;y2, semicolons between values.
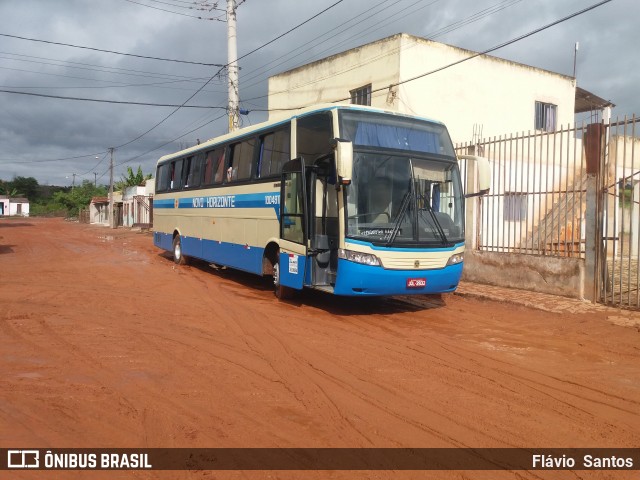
157;103;446;164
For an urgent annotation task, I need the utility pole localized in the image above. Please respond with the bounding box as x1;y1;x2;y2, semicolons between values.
94;172;97;187
227;0;240;132
108;147;115;229
72;173;77;189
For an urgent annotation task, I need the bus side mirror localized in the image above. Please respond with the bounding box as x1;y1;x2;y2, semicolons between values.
458;154;491;197
333;139;353;185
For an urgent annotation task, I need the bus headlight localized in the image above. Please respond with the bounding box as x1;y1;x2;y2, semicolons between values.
338;248;381;266
446;253;464;266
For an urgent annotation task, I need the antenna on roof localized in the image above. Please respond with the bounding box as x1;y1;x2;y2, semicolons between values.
573;42;579;81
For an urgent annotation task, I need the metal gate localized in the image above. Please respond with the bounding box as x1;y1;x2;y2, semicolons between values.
456;125;588;258
132;195;153;228
598;116;640;308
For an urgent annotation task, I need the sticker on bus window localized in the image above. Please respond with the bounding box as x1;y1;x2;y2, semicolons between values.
288;254;298;274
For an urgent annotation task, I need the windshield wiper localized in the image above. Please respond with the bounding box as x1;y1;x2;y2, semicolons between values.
385;190;412;247
418;204;449;245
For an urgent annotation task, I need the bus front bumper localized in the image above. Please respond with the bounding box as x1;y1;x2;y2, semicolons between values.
332;259;463;296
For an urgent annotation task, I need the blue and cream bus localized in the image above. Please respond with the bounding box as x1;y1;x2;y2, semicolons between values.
153;104;490;298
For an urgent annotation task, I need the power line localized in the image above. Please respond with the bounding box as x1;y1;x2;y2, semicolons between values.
233;0;345;64
0;51;216;82
0;65;224;94
111;0;346;150
95;113;228;182
3;0;348;166
239;0;524;101
122;0;226;20
0;151;109;165
0;32;224;66
79;152;109;176
141;0;225;12
238;0;398;87
382;0;613;94
258;0;612;112
0;89;227;108
260;0;614;112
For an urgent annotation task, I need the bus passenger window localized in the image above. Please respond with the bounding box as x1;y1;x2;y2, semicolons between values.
297;112;333;160
182;157;192;188
185;154;203;188
156;163;170;192
258;129;290;178
228;140;255;183
170;159;184;190
203;148;225;185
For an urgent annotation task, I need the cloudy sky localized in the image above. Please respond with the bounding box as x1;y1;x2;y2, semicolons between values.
0;0;636;186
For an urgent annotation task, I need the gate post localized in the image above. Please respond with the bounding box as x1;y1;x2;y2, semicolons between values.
583;122;606;302
465;144;479;251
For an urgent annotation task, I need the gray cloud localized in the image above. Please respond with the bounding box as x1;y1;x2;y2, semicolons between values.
0;0;636;185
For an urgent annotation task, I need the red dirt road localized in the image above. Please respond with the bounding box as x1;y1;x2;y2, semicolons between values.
0;218;638;480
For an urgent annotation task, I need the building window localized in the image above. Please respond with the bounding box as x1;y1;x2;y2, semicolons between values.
504;192;527;222
535;101;557;132
350;84;372;106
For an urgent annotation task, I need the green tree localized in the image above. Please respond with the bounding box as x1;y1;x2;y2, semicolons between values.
115;166;152;190
52;180;107;217
0;179;20;197
9;176;39;200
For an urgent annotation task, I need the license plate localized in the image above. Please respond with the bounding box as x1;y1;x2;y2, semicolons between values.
406;278;426;289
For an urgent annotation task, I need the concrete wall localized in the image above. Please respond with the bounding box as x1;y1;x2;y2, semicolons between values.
462;250;585;299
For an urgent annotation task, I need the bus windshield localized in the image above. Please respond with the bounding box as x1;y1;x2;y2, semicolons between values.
345;153;464;247
339;111;463;247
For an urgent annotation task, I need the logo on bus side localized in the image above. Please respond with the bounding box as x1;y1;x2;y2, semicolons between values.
188;194;280;209
191;196;236;208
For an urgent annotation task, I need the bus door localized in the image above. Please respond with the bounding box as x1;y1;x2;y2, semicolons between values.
278;158;308;290
308;155;339;287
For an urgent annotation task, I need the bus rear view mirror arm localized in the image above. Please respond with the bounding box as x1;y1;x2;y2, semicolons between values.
332;138;353;185
458;154;491;196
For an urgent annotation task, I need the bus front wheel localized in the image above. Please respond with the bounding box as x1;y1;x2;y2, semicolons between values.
173;235;188;265
273;258;295;300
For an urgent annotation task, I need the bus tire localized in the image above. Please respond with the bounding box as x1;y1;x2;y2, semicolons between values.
273;256;295;300
173;235;188;265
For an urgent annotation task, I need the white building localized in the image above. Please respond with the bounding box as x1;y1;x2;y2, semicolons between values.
0;196;29;217
268;33;592;144
122;179;154;228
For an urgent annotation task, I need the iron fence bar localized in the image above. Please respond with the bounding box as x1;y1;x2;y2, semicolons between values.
608;116;616;304
574;124;582;258
522;131;536;253
552;128;559;256
623;117;632;306
497;135;503;253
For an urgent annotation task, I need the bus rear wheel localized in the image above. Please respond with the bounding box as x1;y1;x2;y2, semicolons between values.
273;256;295;300
173;235;188;265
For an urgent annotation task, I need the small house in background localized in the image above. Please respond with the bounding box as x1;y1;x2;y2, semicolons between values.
89;197;110;226
121;179;154;228
0;196;29;217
